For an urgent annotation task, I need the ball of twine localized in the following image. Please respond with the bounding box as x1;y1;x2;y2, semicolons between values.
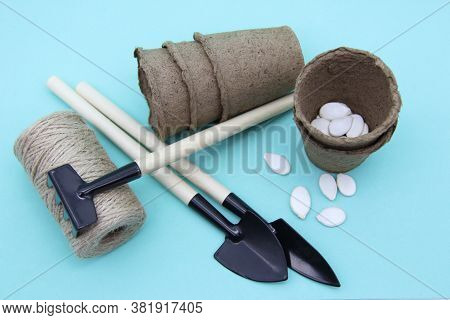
14;111;146;258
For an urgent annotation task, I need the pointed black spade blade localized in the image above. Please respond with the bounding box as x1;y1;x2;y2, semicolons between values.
214;213;288;282
271;219;340;287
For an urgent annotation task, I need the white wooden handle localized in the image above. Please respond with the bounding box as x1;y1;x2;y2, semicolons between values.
76;81;232;204
47;76;197;204
135;93;293;175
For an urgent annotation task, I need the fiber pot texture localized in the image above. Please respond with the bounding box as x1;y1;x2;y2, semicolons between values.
194;26;303;122
294;47;402;172
134;48;191;139
296;118;397;173
136;26;304;140
14;112;146;258
163;41;222;130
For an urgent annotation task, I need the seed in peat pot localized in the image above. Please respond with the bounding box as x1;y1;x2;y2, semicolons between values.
319;102;352;120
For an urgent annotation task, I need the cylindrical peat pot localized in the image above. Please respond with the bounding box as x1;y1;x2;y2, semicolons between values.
294;47;402;172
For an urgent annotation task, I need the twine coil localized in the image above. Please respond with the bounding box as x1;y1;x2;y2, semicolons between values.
14;111;146;258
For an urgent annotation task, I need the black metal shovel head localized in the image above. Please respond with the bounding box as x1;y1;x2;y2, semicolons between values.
214;213;288;282
271;219;340;287
47;164;97;236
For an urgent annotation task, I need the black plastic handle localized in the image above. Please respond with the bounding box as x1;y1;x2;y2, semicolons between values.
223;193;276;233
189;194;240;238
223;193;251;218
78;162;142;198
47;162;142;237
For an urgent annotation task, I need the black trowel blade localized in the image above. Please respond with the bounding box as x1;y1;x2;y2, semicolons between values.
271;219;340;287
214;214;288;282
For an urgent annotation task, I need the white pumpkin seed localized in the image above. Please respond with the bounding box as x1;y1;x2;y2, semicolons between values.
361;123;369;135
317;207;346;227
346;114;364;138
290;186;311;219
264;152;291;175
319;102;352;120
329;116;353;137
319;173;337;200
336;173;356;196
311;118;330;135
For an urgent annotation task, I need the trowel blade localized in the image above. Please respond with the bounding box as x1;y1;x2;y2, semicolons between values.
214;213;288;282
271;219;340;287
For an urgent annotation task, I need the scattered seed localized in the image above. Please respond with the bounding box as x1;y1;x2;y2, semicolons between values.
317;207;346;227
264;152;291;175
336;173;356;196
319;173;337;201
290;186;311;219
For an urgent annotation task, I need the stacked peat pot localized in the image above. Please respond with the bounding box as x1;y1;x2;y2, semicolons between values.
135;26;304;140
294;47;402;173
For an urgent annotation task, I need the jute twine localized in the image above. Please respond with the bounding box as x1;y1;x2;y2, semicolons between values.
14;111;146;258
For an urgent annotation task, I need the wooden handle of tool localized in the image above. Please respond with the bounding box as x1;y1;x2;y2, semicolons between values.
135;94;294;175
76;81;232;204
47;76;197;204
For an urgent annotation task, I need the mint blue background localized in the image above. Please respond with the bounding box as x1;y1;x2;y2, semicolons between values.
1;0;449;299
